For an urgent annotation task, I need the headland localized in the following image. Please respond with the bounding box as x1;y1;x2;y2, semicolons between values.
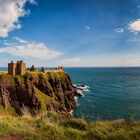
0;60;77;116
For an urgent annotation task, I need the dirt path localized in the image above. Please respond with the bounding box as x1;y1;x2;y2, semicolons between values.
0;134;24;140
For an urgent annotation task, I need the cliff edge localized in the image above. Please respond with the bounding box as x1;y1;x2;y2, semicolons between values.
0;71;77;116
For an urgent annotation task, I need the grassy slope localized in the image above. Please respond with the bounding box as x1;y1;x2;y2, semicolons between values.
0;71;71;116
0;72;140;139
0;113;140;140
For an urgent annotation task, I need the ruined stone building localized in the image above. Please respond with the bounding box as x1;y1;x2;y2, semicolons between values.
8;60;26;75
40;67;45;73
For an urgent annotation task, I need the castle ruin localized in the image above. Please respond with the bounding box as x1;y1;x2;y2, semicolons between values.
8;60;26;75
8;60;64;75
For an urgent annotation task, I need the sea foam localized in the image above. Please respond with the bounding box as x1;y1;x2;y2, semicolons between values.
74;84;90;96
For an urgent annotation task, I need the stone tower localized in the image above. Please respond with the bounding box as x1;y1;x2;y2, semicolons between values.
8;60;26;75
40;67;45;73
8;61;16;75
16;60;26;75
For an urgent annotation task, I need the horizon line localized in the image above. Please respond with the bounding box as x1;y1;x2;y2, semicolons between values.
1;66;140;68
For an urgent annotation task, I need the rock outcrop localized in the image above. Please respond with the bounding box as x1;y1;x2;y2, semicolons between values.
0;71;77;116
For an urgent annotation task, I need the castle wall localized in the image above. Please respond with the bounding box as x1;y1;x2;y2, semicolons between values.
16;62;26;75
8;63;16;75
8;61;26;75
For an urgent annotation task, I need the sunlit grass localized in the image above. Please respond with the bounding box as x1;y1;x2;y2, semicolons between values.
0;112;140;140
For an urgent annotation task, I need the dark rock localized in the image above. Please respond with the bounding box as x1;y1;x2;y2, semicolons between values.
0;72;77;116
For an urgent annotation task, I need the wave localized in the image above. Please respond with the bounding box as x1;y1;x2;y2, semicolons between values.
70;110;74;116
70;84;90;116
73;84;90;96
74;96;79;106
74;96;78;103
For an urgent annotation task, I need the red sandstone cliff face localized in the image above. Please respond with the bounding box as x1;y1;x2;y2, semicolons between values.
0;72;77;116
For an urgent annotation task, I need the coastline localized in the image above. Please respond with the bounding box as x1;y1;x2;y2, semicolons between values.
0;70;77;116
0;70;7;74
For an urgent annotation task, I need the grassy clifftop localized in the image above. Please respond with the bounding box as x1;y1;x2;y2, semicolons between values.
0;72;140;140
0;71;77;116
0;112;140;140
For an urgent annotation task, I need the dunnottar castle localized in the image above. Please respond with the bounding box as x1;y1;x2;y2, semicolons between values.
8;60;26;75
8;60;64;76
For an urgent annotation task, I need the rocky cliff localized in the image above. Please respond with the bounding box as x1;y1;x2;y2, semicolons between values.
0;71;77;116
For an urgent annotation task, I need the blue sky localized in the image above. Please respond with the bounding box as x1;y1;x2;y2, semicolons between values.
0;0;140;67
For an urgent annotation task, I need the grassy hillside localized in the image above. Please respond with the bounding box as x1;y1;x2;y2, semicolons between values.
0;72;140;140
0;112;140;140
0;71;77;116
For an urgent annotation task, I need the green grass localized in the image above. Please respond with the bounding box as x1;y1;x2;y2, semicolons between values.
0;113;140;140
33;87;53;111
0;72;140;139
0;105;18;116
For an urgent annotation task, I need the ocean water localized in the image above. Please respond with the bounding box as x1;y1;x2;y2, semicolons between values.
1;67;140;120
65;67;140;120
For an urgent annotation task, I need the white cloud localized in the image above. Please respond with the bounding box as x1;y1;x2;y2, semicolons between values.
85;26;91;30
28;0;37;4
76;54;140;67
0;42;62;60
129;37;140;42
3;42;13;46
128;19;140;32
115;28;124;33
13;37;28;43
0;0;35;37
60;57;81;66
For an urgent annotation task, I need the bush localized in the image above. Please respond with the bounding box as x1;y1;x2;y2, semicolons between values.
62;118;88;130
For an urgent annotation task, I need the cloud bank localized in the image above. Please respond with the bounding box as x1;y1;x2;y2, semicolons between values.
0;41;62;60
0;0;35;37
129;19;140;32
13;37;28;43
60;57;81;66
78;54;140;67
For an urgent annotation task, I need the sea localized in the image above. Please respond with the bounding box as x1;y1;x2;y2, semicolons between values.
65;67;140;120
1;67;140;120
